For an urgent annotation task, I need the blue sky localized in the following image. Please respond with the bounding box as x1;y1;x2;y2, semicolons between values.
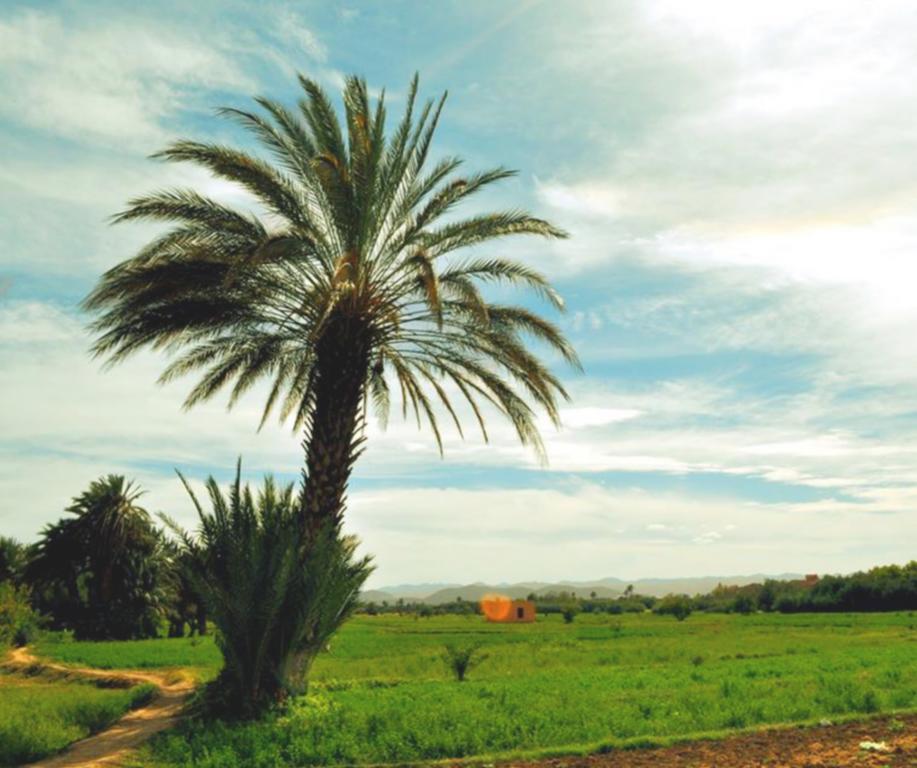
2;0;916;587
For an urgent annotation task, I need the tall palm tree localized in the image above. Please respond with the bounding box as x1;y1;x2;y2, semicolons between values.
68;476;150;603
84;74;579;532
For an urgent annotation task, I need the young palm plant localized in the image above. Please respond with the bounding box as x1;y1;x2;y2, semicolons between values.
166;463;373;714
84;73;579;534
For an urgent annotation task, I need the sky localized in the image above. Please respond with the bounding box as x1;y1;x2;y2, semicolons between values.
2;0;917;589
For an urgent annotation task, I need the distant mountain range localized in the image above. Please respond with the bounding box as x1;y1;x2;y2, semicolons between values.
361;574;803;605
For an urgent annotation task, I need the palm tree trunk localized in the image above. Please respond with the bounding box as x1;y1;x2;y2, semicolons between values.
286;315;369;696
301;315;370;535
196;605;207;636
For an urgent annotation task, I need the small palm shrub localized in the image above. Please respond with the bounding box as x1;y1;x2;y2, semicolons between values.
167;463;373;715
442;643;487;682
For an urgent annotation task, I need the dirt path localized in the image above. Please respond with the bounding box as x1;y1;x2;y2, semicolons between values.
3;646;195;767
492;713;917;768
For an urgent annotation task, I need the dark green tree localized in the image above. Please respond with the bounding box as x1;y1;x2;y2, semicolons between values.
0;537;27;584
26;476;168;639
654;594;693;622
162;541;208;638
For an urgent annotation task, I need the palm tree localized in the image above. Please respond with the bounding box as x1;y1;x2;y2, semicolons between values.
27;476;168;639
84;74;579;532
166;463;373;711
68;476;149;604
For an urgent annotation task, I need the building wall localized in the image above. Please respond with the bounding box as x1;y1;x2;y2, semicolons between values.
486;599;536;623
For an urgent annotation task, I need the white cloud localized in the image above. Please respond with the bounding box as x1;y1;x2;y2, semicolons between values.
557;407;642;429
0;301;302;538
3;297;911;576
527;1;917;331
4;0;917;585
349;483;917;587
0;9;256;148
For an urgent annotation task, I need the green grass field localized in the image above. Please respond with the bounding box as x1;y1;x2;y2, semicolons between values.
34;635;221;679
0;671;155;766
34;611;917;767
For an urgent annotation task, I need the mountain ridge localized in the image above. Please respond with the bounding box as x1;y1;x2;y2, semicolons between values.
361;573;804;605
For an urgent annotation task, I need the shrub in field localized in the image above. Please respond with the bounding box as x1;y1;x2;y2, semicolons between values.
25;476;170;640
0;582;41;647
167;464;373;715
442;643;487;681
654;595;693;621
561;605;578;624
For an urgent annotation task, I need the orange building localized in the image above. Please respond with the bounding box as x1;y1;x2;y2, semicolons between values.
481;597;536;623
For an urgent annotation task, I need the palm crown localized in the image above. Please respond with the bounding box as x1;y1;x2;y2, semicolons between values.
85;74;578;528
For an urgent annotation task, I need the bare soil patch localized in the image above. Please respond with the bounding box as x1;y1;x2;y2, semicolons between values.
495;714;916;768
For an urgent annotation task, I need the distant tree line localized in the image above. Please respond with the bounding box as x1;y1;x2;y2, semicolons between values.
355;563;917;620
361;596;481;617
758;563;917;613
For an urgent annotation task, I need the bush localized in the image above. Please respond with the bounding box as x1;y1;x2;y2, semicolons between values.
0;582;42;647
561;605;578;624
0;537;27;584
168;462;373;715
654;595;693;621
442;643;487;681
732;595;755;614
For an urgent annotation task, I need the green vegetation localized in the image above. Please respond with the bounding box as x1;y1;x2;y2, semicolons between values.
34;635;222;678
26;475;170;640
441;643;487;682
0;672;154;766
0;538;26;585
30;612;913;766
654;594;693;621
658;562;917;615
362;562;916;620
167;467;372;712
768;562;917;613
0;583;41;647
